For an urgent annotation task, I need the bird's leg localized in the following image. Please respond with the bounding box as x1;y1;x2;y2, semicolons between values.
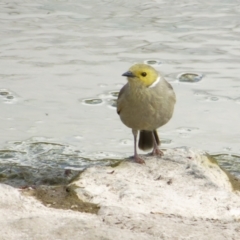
151;131;164;157
132;129;145;164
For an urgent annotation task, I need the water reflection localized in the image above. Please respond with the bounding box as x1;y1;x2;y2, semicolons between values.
0;89;18;103
177;73;203;83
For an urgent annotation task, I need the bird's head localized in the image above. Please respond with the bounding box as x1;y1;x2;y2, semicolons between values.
122;64;159;88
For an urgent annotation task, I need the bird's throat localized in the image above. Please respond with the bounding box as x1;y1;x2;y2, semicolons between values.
148;76;160;88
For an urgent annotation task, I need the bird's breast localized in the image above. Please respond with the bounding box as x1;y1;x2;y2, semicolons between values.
118;84;174;131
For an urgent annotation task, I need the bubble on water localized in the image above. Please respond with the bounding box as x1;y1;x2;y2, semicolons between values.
177;72;203;83
81;89;119;108
144;59;162;66
0;89;19;103
0;91;9;96
210;96;219;101
82;98;103;105
6;95;14;99
109;91;119;98
204;95;230;102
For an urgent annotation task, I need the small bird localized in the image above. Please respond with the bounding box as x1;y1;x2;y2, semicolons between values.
117;63;176;164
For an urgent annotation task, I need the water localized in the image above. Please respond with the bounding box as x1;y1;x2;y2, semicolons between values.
1;0;240;185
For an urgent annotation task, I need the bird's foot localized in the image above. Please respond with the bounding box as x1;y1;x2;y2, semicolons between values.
151;148;164;157
134;155;145;164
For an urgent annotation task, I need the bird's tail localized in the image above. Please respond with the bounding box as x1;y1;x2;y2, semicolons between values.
138;130;160;151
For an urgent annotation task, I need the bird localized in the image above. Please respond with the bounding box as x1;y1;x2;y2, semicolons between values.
117;63;176;164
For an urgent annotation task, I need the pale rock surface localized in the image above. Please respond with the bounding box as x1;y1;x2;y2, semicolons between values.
72;148;240;239
0;184;148;240
1;148;240;239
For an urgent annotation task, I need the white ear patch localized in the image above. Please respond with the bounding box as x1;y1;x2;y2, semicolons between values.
148;76;160;88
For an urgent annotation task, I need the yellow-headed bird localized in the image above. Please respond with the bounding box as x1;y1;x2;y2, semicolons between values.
117;63;176;164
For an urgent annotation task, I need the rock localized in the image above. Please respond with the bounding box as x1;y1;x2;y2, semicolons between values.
1;148;240;239
70;148;240;238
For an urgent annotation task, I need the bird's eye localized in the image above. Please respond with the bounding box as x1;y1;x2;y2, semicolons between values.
141;72;147;77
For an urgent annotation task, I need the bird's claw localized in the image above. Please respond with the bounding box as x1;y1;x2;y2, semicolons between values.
134;155;145;164
151;148;164;157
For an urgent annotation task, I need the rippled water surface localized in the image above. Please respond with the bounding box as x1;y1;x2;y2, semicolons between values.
1;0;240;184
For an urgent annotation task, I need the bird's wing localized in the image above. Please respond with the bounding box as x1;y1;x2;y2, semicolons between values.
116;84;128;115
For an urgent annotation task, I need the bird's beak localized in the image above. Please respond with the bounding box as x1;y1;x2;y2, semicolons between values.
122;71;136;78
